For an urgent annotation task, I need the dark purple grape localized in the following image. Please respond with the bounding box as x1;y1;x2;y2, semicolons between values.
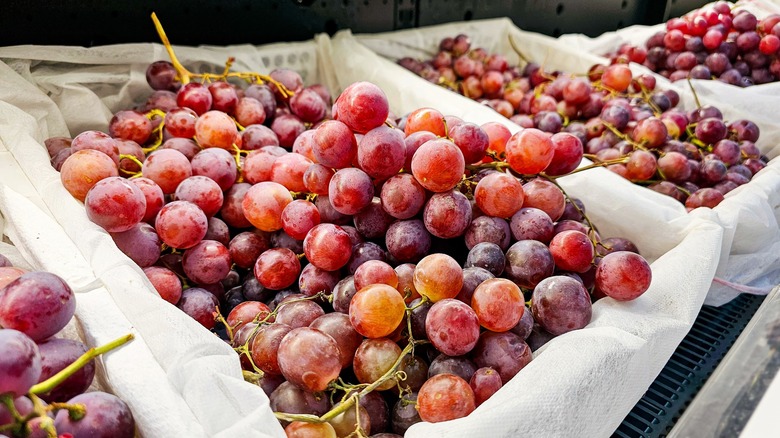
54;392;135;438
36;338;95;402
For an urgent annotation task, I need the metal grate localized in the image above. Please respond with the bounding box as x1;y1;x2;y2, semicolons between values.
613;293;766;438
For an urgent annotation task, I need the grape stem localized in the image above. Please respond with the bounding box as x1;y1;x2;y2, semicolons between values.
686;77;702;109
29;334;134;395
712;277;775;295
274;341;417;424
48;402;86;421
149;13;294;97
546;156;629;177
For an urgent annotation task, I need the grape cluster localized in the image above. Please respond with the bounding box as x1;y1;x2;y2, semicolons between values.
0;255;135;438
607;2;780;86
398;34;768;209
46;47;654;435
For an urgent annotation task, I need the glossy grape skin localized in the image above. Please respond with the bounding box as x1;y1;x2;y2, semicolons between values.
470;367;503;406
549;230;595;274
84;176;146;233
278;327;341;392
143;266;182;304
505;128;554;174
411;139;465;193
109;110;152;145
254;248;301;290
380;173;426;220
286;421;338;438
270;153;313;193
471;331;532;384
353;338;403;391
142;148;192;194
0;272;75;342
532;276;592;335
332;276;358;314
404;108;446;137
595;251;652;301
464;242;505;277
303;164;336;196
174;176;224;218
328;403;372;437
336;82;390;134
522;178;566;221
327;167;374;216
509;207;554;243
276;297;325;329
354;260;398;290
464;216;511;251
60;149;119;201
358;125;406;180
280;199;320;241
246;322;292;376
178;287;218;329
449;122;490;164
35;338;94;403
271;114;307;148
471;278;524;332
110;222;161;268
347;242;387;274
391;393;421;434
423;189;472;239
685;187;725;209
354;198;394;239
304;223;352;272
350;284;405;339
474;172;524;218
309;313;363;369
70;130;120;164
180;240;231;285
54;392;135;438
384;220;430;264
146;60;179;91
241;181;293;232
0;329;42;397
154;200;208;249
313;120;357;169
270;381;331;427
177;82;212;115
417;373;476;423
428;354;478;383
413;253;463;302
297;263;340;298
426;298;481;356
242;146;286;184
505;240;555;289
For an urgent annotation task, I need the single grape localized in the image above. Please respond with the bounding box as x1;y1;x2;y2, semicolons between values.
532;276;592;335
411;139;465;192
595;251;652;301
254;248;301;290
336;82;389;134
110;222;161;267
417;373;476;423
471;331;532;384
0;272;75;342
54;391;135;438
353;338;402;391
414;254;463;302
350;284;405;338
0;329;42;397
154;200;208;249
143;266;182;304
471;278;524;332
304;223;352;272
60;149;119;201
278;327;341;392
505;240;555;289
426;299;481;356
178;288;218;328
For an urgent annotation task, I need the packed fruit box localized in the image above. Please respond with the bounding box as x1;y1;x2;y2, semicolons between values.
344;15;780;307
0;10;769;438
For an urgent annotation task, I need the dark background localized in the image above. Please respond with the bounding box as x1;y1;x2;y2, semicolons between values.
1;0;709;47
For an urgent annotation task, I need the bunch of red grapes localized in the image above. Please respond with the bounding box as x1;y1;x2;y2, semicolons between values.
44;53;654;437
607;2;780;86
0;255;135;438
399;34;768;210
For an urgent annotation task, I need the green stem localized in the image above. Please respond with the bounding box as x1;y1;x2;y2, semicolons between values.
30;334;134;395
273;342;416;423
